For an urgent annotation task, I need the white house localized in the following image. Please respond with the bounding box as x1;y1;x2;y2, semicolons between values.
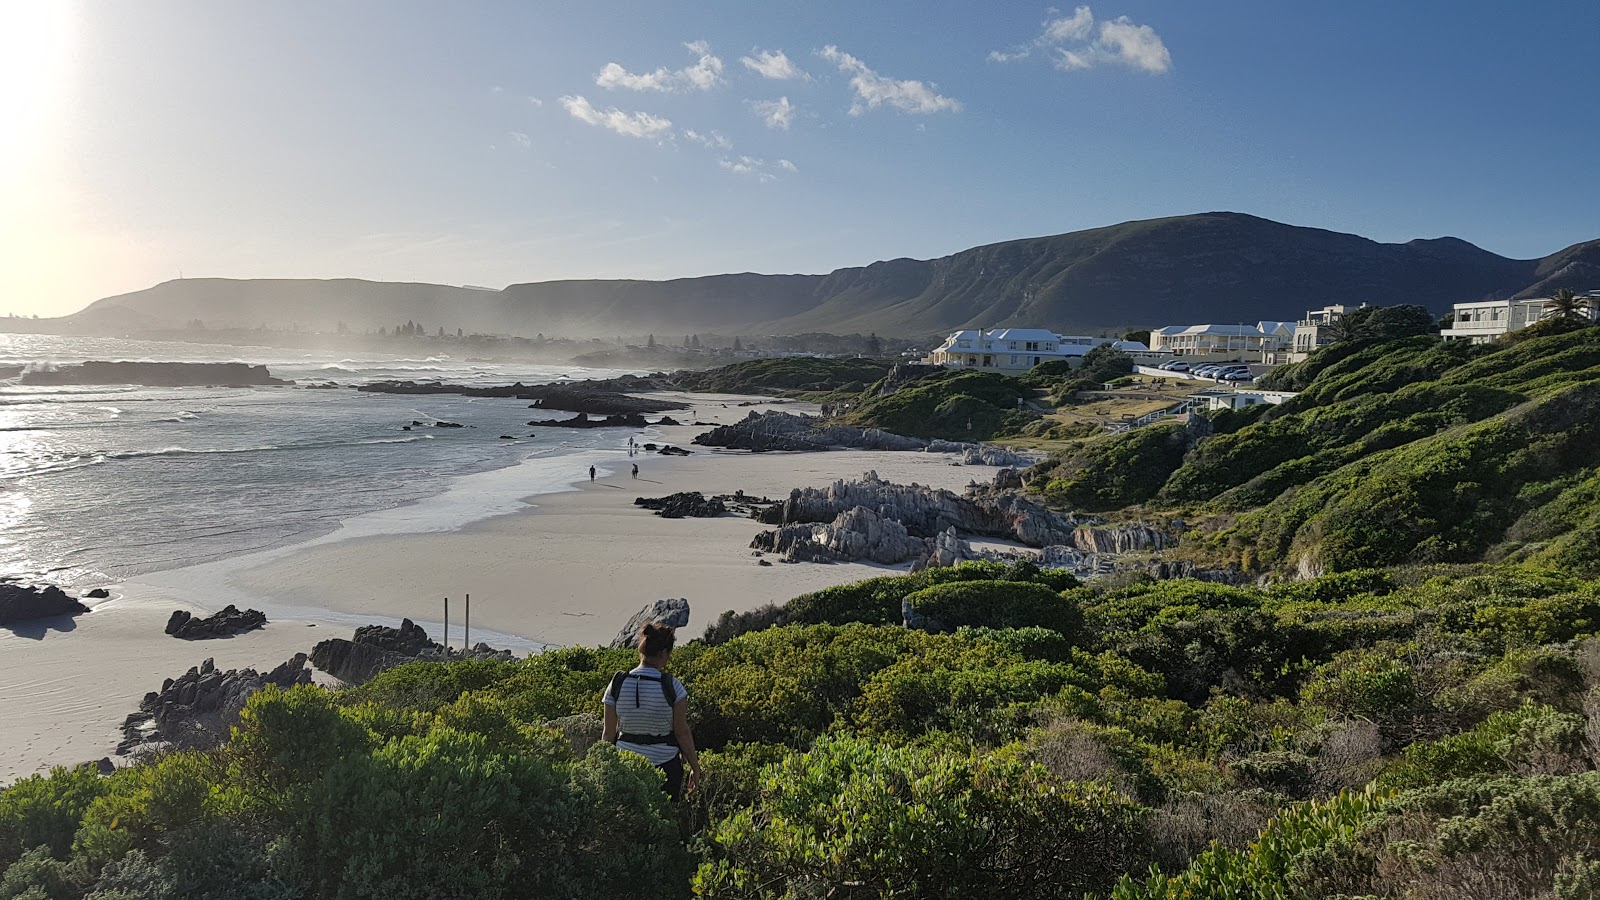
925;328;1149;373
1441;294;1599;344
1284;303;1363;362
1149;322;1294;358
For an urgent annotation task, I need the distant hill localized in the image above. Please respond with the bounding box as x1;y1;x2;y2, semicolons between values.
51;213;1597;339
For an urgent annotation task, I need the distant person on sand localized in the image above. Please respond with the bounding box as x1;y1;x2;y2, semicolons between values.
589;465;596;481
632;463;639;479
603;623;701;801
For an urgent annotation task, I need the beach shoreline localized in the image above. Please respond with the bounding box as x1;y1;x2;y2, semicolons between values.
1;391;1000;782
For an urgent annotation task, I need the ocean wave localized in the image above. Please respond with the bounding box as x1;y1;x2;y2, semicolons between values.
106;435;430;461
157;411;202;422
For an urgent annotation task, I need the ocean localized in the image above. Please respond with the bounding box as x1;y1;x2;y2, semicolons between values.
0;333;642;591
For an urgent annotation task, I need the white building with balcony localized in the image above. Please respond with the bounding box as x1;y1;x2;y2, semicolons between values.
1441;297;1551;344
925;328;1149;373
1149;322;1294;359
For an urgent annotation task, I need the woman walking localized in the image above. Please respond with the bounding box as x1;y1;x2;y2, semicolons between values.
602;623;702;800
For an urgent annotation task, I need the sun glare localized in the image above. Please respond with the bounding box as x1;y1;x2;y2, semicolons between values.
0;0;76;174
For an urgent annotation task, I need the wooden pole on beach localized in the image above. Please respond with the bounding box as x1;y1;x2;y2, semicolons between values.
443;597;450;655
465;594;471;652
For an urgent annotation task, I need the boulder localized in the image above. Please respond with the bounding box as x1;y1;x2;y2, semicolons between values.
0;581;89;625
658;445;692;456
611;599;691;649
634;492;727;518
925;440;1039;468
165;605;268;640
84;588;111;599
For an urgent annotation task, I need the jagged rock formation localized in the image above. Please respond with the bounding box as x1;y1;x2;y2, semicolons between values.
119;655;312;755
925;441;1039;468
309;618;514;685
873;363;941;396
754;471;1087;549
693;411;928;452
611;599;692;649
634;492;728;518
751;507;932;565
20;361;287;387
0;581;88;625
165;605;268;639
1071;523;1175;555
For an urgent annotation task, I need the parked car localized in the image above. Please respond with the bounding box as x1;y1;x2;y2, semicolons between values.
1221;371;1255;382
1166;362;1190;372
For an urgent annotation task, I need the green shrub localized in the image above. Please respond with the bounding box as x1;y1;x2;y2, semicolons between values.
694;735;1148;899
0;767;108;868
902;580;1082;636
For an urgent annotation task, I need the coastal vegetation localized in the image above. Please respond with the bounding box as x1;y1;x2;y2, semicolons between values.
4;559;1599;897
1033;324;1600;577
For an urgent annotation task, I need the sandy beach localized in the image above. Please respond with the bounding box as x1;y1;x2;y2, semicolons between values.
1;393;1000;782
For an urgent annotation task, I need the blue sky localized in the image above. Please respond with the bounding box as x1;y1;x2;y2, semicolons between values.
2;0;1597;316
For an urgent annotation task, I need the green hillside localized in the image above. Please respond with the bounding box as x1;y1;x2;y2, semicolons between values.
1033;324;1600;577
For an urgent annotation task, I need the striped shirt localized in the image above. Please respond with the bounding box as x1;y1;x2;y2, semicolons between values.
602;665;687;766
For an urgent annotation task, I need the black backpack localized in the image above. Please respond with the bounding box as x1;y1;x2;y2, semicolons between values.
607;670;679;709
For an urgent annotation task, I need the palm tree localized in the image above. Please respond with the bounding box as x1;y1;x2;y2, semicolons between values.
1543;288;1592;322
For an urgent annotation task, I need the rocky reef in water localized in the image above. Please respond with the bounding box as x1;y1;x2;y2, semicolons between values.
357;380;685;414
20;361;287;387
0;581;89;625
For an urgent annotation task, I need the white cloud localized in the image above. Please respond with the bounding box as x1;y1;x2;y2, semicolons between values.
559;95;674;140
596;40;724;93
740;48;807;80
1080;17;1172;73
718;155;793;182
509;131;532;149
527;96;544;107
683;128;733;150
751;96;796;130
817;46;961;116
991;6;1171;74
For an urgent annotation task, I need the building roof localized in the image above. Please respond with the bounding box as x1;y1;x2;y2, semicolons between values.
987;328;1062;342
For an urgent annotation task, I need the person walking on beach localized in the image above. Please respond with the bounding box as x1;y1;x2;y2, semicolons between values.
589;465;596;482
602;623;701;800
632;463;639;479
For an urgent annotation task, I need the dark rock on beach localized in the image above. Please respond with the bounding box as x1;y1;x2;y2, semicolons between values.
0;581;89;625
165;605;268;640
611;599;691;649
84;587;111;599
634;492;728;518
356;380;686;414
309;618;514;685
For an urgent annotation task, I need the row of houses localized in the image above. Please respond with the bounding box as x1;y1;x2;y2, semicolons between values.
924;292;1598;375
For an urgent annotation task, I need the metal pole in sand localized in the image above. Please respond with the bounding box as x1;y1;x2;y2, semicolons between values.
443;597;450;655
465;594;471;653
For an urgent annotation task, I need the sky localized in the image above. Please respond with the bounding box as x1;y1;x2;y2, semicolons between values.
2;0;1598;317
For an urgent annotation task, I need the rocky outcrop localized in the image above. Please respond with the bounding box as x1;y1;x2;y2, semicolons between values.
0;581;88;625
693;411;928;452
873;363;941;396
634;492;728;518
165;605;267;640
529;412;649;429
751;506;931;565
611;599;692;649
84;588;111;599
21;361;287;387
118;654;312;755
309;618;514;685
1071;523;1175;555
754;470;1087;549
925;441;1039;468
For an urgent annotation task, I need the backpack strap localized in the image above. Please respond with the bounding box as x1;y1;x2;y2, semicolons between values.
607;670;680;709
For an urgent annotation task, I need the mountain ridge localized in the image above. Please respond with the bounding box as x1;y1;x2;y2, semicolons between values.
52;212;1597;339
